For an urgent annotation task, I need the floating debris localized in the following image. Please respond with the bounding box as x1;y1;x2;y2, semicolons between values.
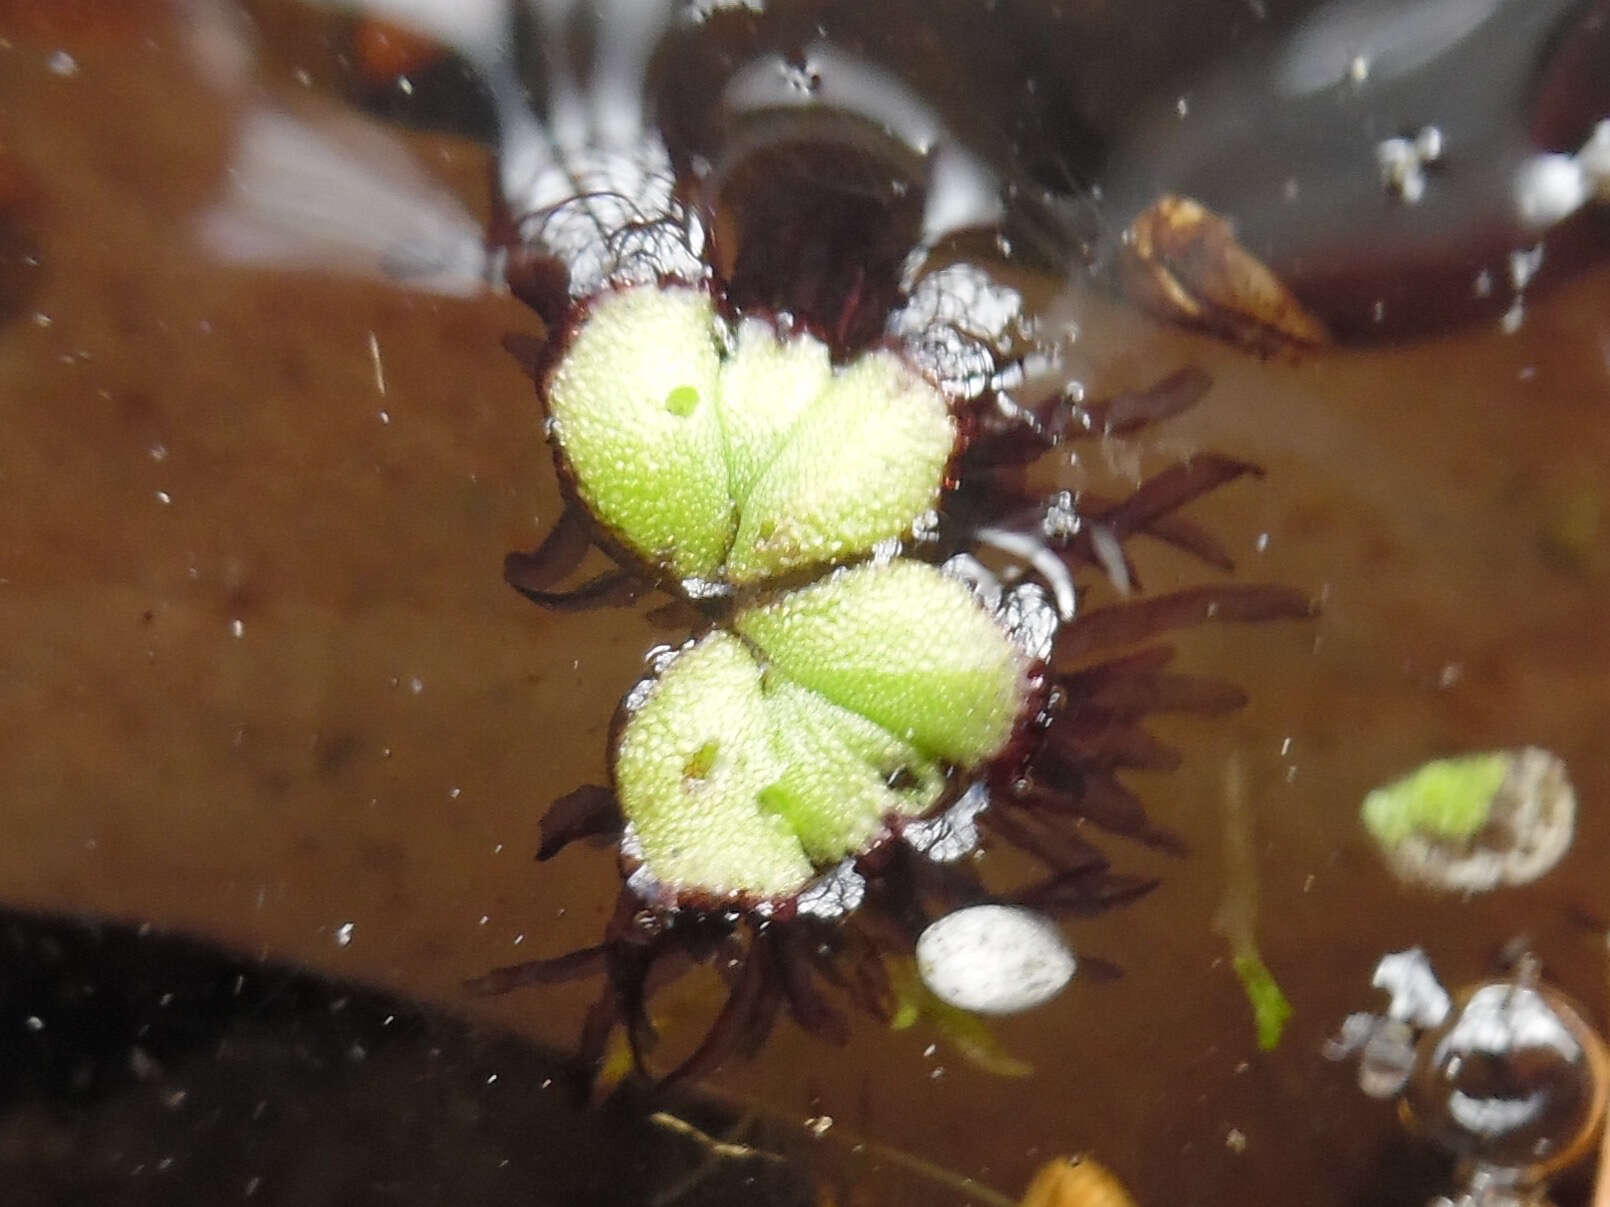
1119;194;1330;354
1017;1155;1138;1207
1375;125;1443;205
1361;747;1576;892
915;904;1076;1016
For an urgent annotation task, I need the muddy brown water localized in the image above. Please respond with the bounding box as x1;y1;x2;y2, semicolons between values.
2;4;1609;1205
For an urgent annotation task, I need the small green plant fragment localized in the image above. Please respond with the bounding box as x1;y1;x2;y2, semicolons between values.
723;351;956;584
545;286;731;579
887;958;1033;1078
665;384;701;416
1361;752;1511;847
736;560;1030;766
1232;950;1293;1051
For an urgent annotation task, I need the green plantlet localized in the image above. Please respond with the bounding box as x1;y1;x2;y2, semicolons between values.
1361;751;1512;847
614;559;1033;900
545;286;956;586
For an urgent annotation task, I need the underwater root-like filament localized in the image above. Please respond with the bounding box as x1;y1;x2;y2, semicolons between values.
1053;584;1314;663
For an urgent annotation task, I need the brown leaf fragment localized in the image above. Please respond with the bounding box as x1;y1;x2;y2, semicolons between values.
1121;194;1331;354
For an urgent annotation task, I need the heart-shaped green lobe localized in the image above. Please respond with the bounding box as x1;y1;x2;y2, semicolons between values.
614;560;1030;899
546;286;955;586
545;287;731;580
735;560;1031;766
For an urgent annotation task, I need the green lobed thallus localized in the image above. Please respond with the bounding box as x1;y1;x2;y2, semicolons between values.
545;285;1035;900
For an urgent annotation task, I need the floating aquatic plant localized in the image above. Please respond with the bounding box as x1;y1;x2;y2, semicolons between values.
436;3;1315;1088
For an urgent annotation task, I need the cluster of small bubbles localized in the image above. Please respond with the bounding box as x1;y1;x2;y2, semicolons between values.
900;782;988;862
1375;126;1443;205
794;860;866;919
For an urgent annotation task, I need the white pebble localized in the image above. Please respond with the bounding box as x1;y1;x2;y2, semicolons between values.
915;904;1076;1014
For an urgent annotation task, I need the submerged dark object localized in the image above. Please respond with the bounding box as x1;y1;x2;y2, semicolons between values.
0;907;817;1206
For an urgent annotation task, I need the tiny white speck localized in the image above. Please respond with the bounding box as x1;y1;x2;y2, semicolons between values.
514;932;525;945
448;786;462;799
229;618;244;638
479;915;490;925
1279;736;1292;756
334;921;355;947
31;312;51;327
149;443;168;461
398;76;414;95
1175;96;1189;117
1347;54;1369;84
408;676;424;694
1500;300;1525;334
378;409;391;425
155;490;172;505
24;1015;43;1032
486;1073;498;1085
46;49;78;77
293;67;312;87
1254;532;1270;553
